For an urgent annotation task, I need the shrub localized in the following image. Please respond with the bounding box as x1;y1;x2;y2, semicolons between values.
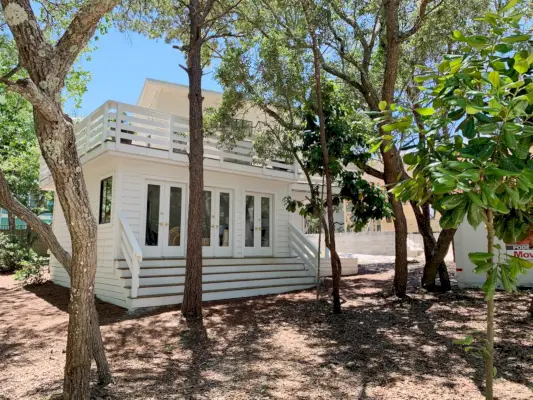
0;233;32;272
14;257;48;286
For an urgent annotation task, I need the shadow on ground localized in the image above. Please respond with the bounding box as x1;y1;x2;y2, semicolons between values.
1;264;532;399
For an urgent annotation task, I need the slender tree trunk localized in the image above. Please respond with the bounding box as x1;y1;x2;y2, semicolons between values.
485;209;495;400
182;0;204;320
306;11;342;313
8;213;16;232
381;0;408;297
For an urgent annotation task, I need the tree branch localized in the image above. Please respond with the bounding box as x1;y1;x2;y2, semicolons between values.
0;77;61;122
399;0;442;41
0;168;72;270
54;0;121;80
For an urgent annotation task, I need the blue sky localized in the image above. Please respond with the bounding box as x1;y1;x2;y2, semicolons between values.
67;28;222;117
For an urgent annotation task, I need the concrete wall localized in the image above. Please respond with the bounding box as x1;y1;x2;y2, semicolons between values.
306;231;430;257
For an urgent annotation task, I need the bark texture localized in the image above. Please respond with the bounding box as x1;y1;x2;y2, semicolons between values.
411;202;454;291
324;0;435;299
305;6;342;313
0;170;112;385
485;209;495;400
381;0;408;297
182;0;206;319
0;0;119;397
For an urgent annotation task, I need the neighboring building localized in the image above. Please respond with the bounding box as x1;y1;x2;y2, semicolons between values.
40;78;360;310
0;208;52;229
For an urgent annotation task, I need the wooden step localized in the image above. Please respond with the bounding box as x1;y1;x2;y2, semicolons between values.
123;269;312;286
127;276;316;296
129;283;315;308
118;263;306;278
116;257;300;269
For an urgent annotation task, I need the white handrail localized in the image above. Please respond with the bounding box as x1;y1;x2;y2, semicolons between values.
119;213;142;298
289;221;320;280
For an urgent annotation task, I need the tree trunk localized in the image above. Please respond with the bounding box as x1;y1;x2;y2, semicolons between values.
306;10;342;313
8;213;16;232
34;114;102;399
411;202;454;291
485;209;495;400
182;0;204;320
381;0;408;297
0;168;112;386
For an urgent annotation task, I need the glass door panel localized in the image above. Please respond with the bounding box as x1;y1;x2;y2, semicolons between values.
167;187;182;247
145;184;161;247
245;195;255;247
261;196;270;248
244;192;272;256
202;190;213;248
218;192;230;248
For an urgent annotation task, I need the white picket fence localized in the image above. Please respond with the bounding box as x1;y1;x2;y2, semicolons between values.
40;100;298;184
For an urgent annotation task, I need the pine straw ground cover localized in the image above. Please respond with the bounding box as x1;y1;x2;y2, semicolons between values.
0;262;532;400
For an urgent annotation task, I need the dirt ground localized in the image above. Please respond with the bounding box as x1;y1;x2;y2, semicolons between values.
1;262;532;400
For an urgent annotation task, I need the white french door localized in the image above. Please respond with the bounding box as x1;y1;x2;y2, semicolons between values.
143;181;186;258
244;192;273;257
202;188;233;257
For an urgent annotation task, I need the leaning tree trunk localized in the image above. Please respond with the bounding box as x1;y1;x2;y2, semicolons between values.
182;0;204;320
1;0;120;397
306;10;342;313
411;202;454;291
35;115;102;398
0;168;112;385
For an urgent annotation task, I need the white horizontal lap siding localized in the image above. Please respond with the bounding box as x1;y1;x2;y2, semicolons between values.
120;172;144;247
274;189;291;257
51;161;127;308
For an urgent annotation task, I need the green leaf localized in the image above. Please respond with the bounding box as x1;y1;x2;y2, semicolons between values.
514;60;529;74
378;101;387;111
467;192;485;207
369;140;382;153
441;194;467;210
403;153;418;165
453;30;465;41
490;197;510;214
501;0;519;12
482;268;498;300
503;130;517;149
382;123;397;132
473;261;493;274
488;71;500;87
468;204;485;228
462;118;476;139
415;107;435;116
501;34;531;43
469;252;494;262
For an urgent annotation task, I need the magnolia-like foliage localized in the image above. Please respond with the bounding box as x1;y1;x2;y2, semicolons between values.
386;0;533;298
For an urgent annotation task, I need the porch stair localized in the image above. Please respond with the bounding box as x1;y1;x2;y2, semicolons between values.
116;257;316;309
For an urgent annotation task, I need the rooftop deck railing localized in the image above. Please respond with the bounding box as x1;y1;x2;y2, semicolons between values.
40;100;298;184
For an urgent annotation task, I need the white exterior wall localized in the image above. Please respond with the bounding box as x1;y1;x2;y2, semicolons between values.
49;158;128;307
455;222;533;288
116;157;293;259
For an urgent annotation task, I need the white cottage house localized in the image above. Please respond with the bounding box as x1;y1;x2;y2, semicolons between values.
40;78;333;310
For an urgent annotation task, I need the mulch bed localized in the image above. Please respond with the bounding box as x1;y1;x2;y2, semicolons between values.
0;263;532;399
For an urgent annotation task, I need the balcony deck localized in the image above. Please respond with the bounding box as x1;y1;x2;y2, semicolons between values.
39;101;298;188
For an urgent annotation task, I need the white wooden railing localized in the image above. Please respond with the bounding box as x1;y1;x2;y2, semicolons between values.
289;221;329;280
40;100;298;184
119;213;142;298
